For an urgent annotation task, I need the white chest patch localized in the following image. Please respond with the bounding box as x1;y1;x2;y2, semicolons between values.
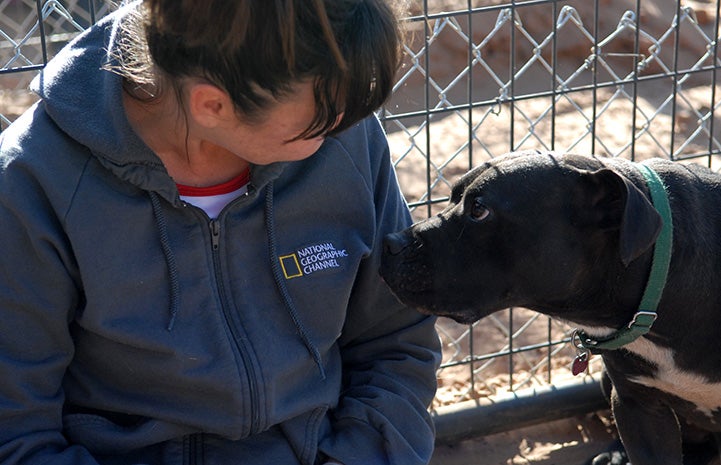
624;338;721;418
575;325;721;419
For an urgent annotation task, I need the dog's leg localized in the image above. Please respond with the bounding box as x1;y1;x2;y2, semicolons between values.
710;432;721;465
611;386;682;465
679;431;721;465
586;370;629;465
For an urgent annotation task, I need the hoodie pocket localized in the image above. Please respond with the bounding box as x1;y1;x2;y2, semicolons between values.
279;406;331;465
63;412;197;455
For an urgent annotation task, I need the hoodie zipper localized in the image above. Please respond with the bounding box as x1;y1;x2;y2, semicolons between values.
185;433;202;465
208;217;261;435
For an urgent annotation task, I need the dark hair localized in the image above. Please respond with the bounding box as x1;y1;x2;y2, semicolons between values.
141;0;404;140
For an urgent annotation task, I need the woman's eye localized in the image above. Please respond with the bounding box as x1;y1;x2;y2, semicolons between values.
470;198;490;221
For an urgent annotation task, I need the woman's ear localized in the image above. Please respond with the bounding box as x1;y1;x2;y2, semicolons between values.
187;83;235;128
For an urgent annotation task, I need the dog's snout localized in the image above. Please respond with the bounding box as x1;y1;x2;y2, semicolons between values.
383;231;414;256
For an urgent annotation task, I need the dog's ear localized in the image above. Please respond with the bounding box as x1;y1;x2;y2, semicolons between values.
577;168;663;267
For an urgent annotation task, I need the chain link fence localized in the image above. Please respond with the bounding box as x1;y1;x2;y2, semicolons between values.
0;0;115;129
1;0;720;439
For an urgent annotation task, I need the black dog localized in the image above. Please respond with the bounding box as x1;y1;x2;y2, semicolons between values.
380;150;721;465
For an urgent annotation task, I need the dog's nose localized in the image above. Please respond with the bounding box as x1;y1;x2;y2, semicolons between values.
383;231;412;256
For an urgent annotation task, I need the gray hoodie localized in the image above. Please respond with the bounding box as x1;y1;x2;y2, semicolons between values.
0;5;440;465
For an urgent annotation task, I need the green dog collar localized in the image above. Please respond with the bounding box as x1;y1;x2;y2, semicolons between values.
575;163;672;352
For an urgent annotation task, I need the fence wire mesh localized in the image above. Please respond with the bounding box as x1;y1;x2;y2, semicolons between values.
0;0;115;130
1;0;719;419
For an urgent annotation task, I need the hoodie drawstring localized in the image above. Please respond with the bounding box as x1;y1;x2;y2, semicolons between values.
264;182;327;380
148;185;325;376
149;192;181;331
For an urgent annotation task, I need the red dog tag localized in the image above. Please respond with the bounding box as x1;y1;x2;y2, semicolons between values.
571;353;588;376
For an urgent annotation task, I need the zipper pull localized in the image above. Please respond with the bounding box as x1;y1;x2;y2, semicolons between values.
210;219;220;250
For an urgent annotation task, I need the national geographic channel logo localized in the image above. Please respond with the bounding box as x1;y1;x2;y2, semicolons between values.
279;242;349;279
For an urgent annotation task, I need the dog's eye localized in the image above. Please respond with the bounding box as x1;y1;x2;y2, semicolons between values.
469;198;490;221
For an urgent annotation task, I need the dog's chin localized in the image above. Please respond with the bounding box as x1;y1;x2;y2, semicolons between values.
406;303;484;325
434;311;483;325
384;286;488;324
416;307;480;325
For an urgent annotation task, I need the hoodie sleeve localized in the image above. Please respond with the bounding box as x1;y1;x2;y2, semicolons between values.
317;117;442;465
0;122;101;465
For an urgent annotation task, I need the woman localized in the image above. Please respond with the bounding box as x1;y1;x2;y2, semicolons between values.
0;1;441;464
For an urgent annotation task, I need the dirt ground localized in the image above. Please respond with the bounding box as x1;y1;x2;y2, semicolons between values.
430;411;620;465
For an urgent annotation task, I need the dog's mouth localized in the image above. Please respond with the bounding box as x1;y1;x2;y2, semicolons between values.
380;230;485;324
379;254;434;297
381;282;483;325
380;277;432;306
380;259;483;325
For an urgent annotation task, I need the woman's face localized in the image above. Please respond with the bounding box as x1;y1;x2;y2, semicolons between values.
214;81;336;165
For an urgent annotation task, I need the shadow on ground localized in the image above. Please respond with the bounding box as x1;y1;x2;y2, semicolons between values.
430;410;619;465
